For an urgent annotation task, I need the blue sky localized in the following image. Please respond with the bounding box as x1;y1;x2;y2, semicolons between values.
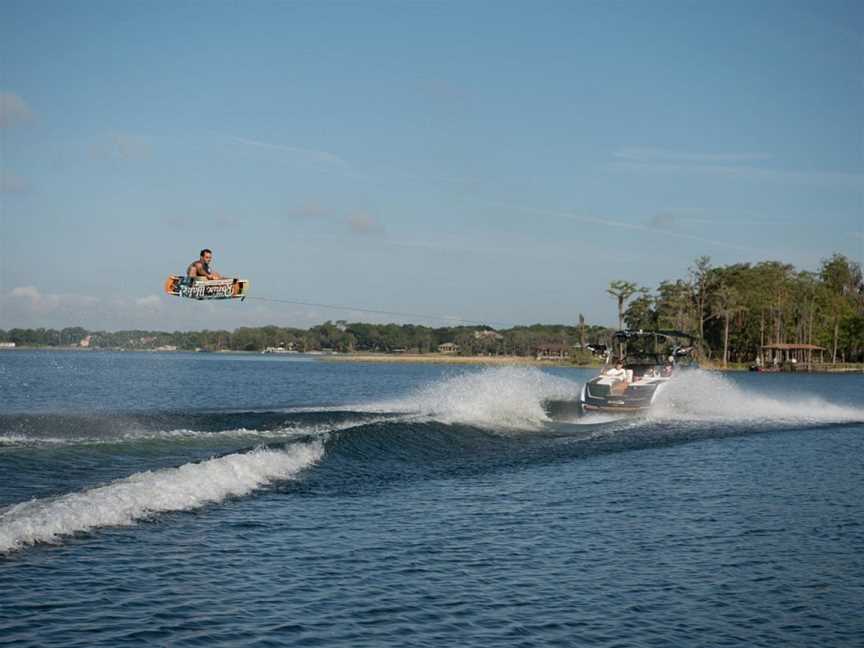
1;0;861;331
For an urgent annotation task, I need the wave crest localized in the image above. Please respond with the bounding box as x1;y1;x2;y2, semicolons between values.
0;441;323;553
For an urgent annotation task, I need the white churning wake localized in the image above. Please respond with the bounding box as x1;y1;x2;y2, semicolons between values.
0;441;323;553
359;366;581;430
0;417;393;449
367;366;863;430
649;370;864;424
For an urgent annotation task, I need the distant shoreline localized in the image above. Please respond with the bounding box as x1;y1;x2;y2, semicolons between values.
320;353;737;370
0;346;587;366
317;352;592;367
3;347;861;372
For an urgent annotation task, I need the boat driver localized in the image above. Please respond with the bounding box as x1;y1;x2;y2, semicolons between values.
187;249;224;281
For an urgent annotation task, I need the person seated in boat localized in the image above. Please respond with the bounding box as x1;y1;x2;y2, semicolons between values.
602;362;630;393
604;362;627;382
187;248;224;281
643;367;659;380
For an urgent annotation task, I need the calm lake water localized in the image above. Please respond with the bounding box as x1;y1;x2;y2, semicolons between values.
1;351;863;647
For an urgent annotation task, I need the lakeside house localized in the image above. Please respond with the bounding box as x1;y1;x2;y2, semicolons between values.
437;342;459;354
760;343;825;367
0;342;15;349
756;343;839;371
535;344;570;361
263;342;297;354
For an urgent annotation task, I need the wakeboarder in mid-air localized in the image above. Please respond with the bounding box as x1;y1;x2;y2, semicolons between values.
164;248;248;301
187;248;224;281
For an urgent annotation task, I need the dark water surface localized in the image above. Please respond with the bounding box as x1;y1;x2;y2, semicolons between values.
1;351;862;646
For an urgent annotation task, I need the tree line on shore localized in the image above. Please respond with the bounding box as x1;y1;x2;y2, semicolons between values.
614;253;863;365
0;322;614;359
2;254;861;363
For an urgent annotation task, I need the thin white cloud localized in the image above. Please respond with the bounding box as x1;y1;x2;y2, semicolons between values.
0;92;33;128
677;217;792;226
384;237;552;260
229;136;348;168
1;287;173;327
483;201;776;255
6;286;100;316
11;286;41;299
613;159;864;189
1;285;348;331
614;147;772;164
646;210;791;229
309;229;608;261
647;213;678;230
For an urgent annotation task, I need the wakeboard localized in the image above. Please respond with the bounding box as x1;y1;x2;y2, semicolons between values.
164;275;249;300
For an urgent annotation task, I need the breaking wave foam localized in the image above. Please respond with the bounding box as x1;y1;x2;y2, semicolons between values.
650;371;864;424
0;441;323;553
359;367;581;430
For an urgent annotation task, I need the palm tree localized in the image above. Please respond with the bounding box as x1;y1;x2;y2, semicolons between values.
607;281;644;330
578;313;587;349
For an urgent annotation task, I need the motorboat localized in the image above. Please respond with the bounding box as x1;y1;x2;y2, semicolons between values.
577;330;699;415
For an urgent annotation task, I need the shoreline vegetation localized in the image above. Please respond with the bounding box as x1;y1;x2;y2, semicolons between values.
2;346;861;375
2;345;862;372
316;353;863;371
2;254;862;368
